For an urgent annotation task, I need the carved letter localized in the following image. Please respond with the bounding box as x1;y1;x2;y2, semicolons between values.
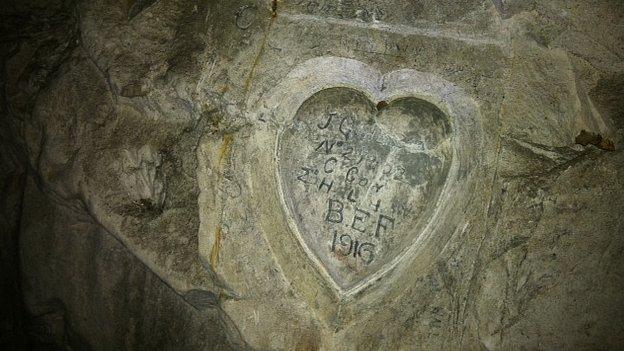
372;199;381;212
325;199;344;223
316;140;336;154
351;207;370;233
317;112;334;129
339;116;352;140
346;166;358;183
375;214;395;238
318;177;333;193
296;167;313;184
347;188;358;202
324;157;337;173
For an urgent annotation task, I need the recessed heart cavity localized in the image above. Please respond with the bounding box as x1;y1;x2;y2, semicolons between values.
277;87;453;290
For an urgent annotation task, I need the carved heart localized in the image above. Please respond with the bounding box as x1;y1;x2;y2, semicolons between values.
277;87;453;291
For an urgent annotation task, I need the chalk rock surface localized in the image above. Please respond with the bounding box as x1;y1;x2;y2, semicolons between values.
1;0;623;350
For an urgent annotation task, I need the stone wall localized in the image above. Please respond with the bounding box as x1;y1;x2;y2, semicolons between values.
1;0;623;350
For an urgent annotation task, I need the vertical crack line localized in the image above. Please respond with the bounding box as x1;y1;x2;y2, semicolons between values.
242;3;278;100
211;225;222;268
210;134;232;269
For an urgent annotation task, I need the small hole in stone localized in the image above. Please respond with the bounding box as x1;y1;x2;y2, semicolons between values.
376;100;388;111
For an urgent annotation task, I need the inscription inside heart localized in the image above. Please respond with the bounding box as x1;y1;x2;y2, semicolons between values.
278;87;452;290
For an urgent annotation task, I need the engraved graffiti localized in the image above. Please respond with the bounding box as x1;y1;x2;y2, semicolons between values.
278;86;452;289
291;107;407;266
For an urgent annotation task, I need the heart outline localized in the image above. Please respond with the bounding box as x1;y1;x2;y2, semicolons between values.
252;57;484;298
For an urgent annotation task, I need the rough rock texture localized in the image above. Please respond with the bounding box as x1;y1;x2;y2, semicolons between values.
1;0;623;350
18;176;239;350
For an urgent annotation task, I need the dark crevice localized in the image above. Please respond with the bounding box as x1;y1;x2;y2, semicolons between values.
128;0;158;20
491;0;508;19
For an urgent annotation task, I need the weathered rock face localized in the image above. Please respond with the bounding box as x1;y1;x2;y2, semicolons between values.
1;0;623;350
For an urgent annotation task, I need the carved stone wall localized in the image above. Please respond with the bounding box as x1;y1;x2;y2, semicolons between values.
1;0;623;350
